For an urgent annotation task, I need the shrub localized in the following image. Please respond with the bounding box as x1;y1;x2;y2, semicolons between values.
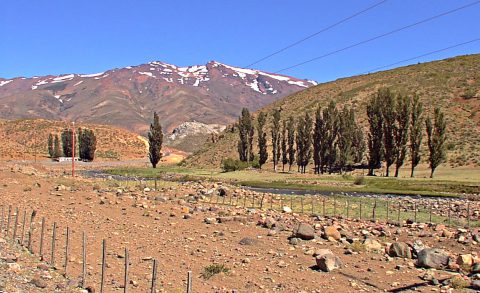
221;158;248;172
354;176;365;185
201;264;229;280
450;275;469;289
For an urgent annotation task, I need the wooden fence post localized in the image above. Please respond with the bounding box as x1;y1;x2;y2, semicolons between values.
322;198;326;216
40;217;45;260
301;197;304;213
429;202;433;223
414;202;417;223
101;239;106;293
124;248;129;293
6;205;12;238
28;210;36;253
467;201;471;228
151;259;157;293
290;196;293;211
270;195;273;210
82;232;87;288
397;202;401;223
12;207;19;242
386;200;389;221
372;199;377;220
64;227;70;277
311;197;315;214
51;222;56;268
359;199;363;219
186;271;193;293
0;206;4;236
333;198;337;216
448;201;452;226
20;210;27;246
346;199;350;218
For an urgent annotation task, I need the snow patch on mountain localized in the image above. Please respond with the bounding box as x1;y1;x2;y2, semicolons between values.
0;80;12;87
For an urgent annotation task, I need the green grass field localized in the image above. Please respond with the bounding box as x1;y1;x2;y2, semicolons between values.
105;164;479;198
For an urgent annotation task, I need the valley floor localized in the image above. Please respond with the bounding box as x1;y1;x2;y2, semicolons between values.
0;162;479;292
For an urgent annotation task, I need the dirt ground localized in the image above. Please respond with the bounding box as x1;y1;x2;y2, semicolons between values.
0;162;478;292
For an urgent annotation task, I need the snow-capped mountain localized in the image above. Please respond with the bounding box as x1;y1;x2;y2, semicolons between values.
0;61;316;134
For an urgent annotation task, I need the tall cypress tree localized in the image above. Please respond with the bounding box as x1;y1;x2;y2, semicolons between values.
380;89;397;177
237;108;254;162
257;111;268;168
337;107;354;173
61;128;74;157
148;112;163;168
286;116;296;171
394;94;411;177
296;112;313;173
313;106;322;174
48;133;54;158
281;120;288;172
78;128;97;161
426;107;447;178
271;109;281;171
53;134;62;158
367;90;384;176
323;101;339;173
410;95;423;177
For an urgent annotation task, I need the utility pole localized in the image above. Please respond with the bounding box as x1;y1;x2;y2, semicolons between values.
72;122;75;178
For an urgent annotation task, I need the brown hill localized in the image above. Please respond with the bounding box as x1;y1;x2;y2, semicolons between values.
186;54;480;169
0;61;316;135
0;119;148;160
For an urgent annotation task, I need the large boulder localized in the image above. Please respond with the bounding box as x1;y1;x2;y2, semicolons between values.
388;242;412;259
417;248;450;269
315;252;343;272
323;226;341;241
363;238;383;252
293;223;315;240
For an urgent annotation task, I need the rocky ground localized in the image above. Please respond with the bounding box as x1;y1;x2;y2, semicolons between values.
0;163;480;292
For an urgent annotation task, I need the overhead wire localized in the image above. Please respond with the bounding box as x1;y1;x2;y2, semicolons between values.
274;0;480;73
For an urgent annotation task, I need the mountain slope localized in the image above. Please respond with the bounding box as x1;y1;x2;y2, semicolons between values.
0;119;148;160
0;61;316;135
186;54;480;169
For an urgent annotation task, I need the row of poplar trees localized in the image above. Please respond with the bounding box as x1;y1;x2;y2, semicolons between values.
367;88;446;178
237;101;366;174
47;128;97;161
237;88;447;178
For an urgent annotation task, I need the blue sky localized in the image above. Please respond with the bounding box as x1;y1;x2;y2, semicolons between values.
1;0;479;82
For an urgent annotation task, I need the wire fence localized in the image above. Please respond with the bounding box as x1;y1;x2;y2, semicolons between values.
0;205;197;293
201;191;479;228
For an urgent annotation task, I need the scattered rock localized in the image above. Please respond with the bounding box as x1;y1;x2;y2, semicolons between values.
417;248;450;269
315;252;342;272
293;223;315;240
388;242;412;259
239;237;258;246
323;226;341;241
363;238;383;252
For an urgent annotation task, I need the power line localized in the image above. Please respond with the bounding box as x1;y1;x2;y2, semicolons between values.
275;0;480;73
244;0;389;68
362;38;480;74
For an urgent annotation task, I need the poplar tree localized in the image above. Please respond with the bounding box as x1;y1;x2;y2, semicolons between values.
313;106;324;174
148;112;163;168
257;111;268;168
286;116;296;171
271;109;281;171
323;101;339;173
53;135;62;158
48;133;54;158
380;89;397;177
61;128;74;157
409;95;423;177
394;94;411;177
281;120;288;172
426;107;447;178
367;90;384;176
296;112;313;173
237;108;254;162
337;107;354;173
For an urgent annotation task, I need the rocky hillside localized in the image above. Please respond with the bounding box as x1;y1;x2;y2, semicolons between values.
0;61;316;135
0;119;147;160
186;54;480;169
